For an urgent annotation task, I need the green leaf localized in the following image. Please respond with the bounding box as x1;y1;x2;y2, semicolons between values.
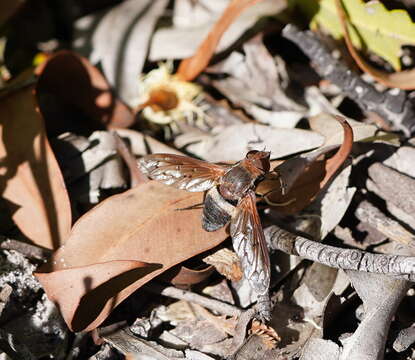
293;0;415;71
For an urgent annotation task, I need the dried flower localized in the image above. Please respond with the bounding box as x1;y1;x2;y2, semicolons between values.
134;62;206;126
249;319;280;349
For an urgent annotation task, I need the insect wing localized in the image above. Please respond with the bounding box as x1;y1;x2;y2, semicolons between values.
138;154;229;192
230;190;270;295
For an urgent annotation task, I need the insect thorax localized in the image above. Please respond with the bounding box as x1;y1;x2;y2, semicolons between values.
219;165;256;201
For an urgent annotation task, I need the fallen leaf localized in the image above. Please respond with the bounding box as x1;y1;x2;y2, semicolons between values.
177;123;324;162
0;85;71;249
309;113;377;146
305;87;381;144
162;265;215;287
177;0;286;81
73;0;169;106
257;115;353;214
335;0;415;90
36;261;156;334
114;128;184;157
301;165;356;239
208;35;306;128
99;326;184;359
297;0;415;71
383;145;415;178
35;181;228;332
368;162;415;216
202;280;235;305
185;349;216;360
36;51;134;137
156;300;197;325
340;271;410;360
150;0;284;62
170;320;228;347
300;338;340;360
51;131;127;217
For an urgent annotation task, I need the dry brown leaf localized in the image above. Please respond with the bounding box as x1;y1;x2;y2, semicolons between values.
162;264;215;286
0;85;72;249
35;181;228;332
335;0;415;90
249;320;280;349
193;303;238;336
176;0;264;81
203;248;243;282
257;115;353;214
36;51;134;137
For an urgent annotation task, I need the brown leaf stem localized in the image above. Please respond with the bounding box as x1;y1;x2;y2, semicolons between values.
318;115;353;191
176;0;263;81
335;0;415;90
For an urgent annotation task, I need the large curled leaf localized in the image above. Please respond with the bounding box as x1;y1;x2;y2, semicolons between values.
35;181;228;332
0;85;71;249
294;0;415;70
256;115;353;214
73;0;169;106
36;51;134;137
176;123;324;162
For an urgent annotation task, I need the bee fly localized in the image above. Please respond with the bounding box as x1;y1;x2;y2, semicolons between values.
138;151;273;320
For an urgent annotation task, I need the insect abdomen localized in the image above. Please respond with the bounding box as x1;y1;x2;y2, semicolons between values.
202;187;234;232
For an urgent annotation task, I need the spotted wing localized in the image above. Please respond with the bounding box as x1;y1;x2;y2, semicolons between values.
138;153;229;192
230;190;270;295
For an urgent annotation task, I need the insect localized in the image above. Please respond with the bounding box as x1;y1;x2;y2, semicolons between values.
138;151;274;319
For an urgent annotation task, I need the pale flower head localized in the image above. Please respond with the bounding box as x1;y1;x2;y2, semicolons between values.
135;62;205;125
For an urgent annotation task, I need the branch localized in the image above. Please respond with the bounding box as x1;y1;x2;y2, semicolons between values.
282;24;415;136
142;282;242;318
265;226;415;281
355;200;415;247
0;237;51;261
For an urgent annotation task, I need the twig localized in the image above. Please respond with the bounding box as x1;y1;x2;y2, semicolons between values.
0;284;12;318
0;238;51;261
142;282;242;318
101;327;183;360
355;200;415;248
282;24;415;136
226;308;257;357
368;162;415;215
265;225;415;281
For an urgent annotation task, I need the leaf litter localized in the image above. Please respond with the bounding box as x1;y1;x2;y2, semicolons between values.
4;0;415;359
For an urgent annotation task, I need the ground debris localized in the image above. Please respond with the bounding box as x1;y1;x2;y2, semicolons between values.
5;1;415;359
